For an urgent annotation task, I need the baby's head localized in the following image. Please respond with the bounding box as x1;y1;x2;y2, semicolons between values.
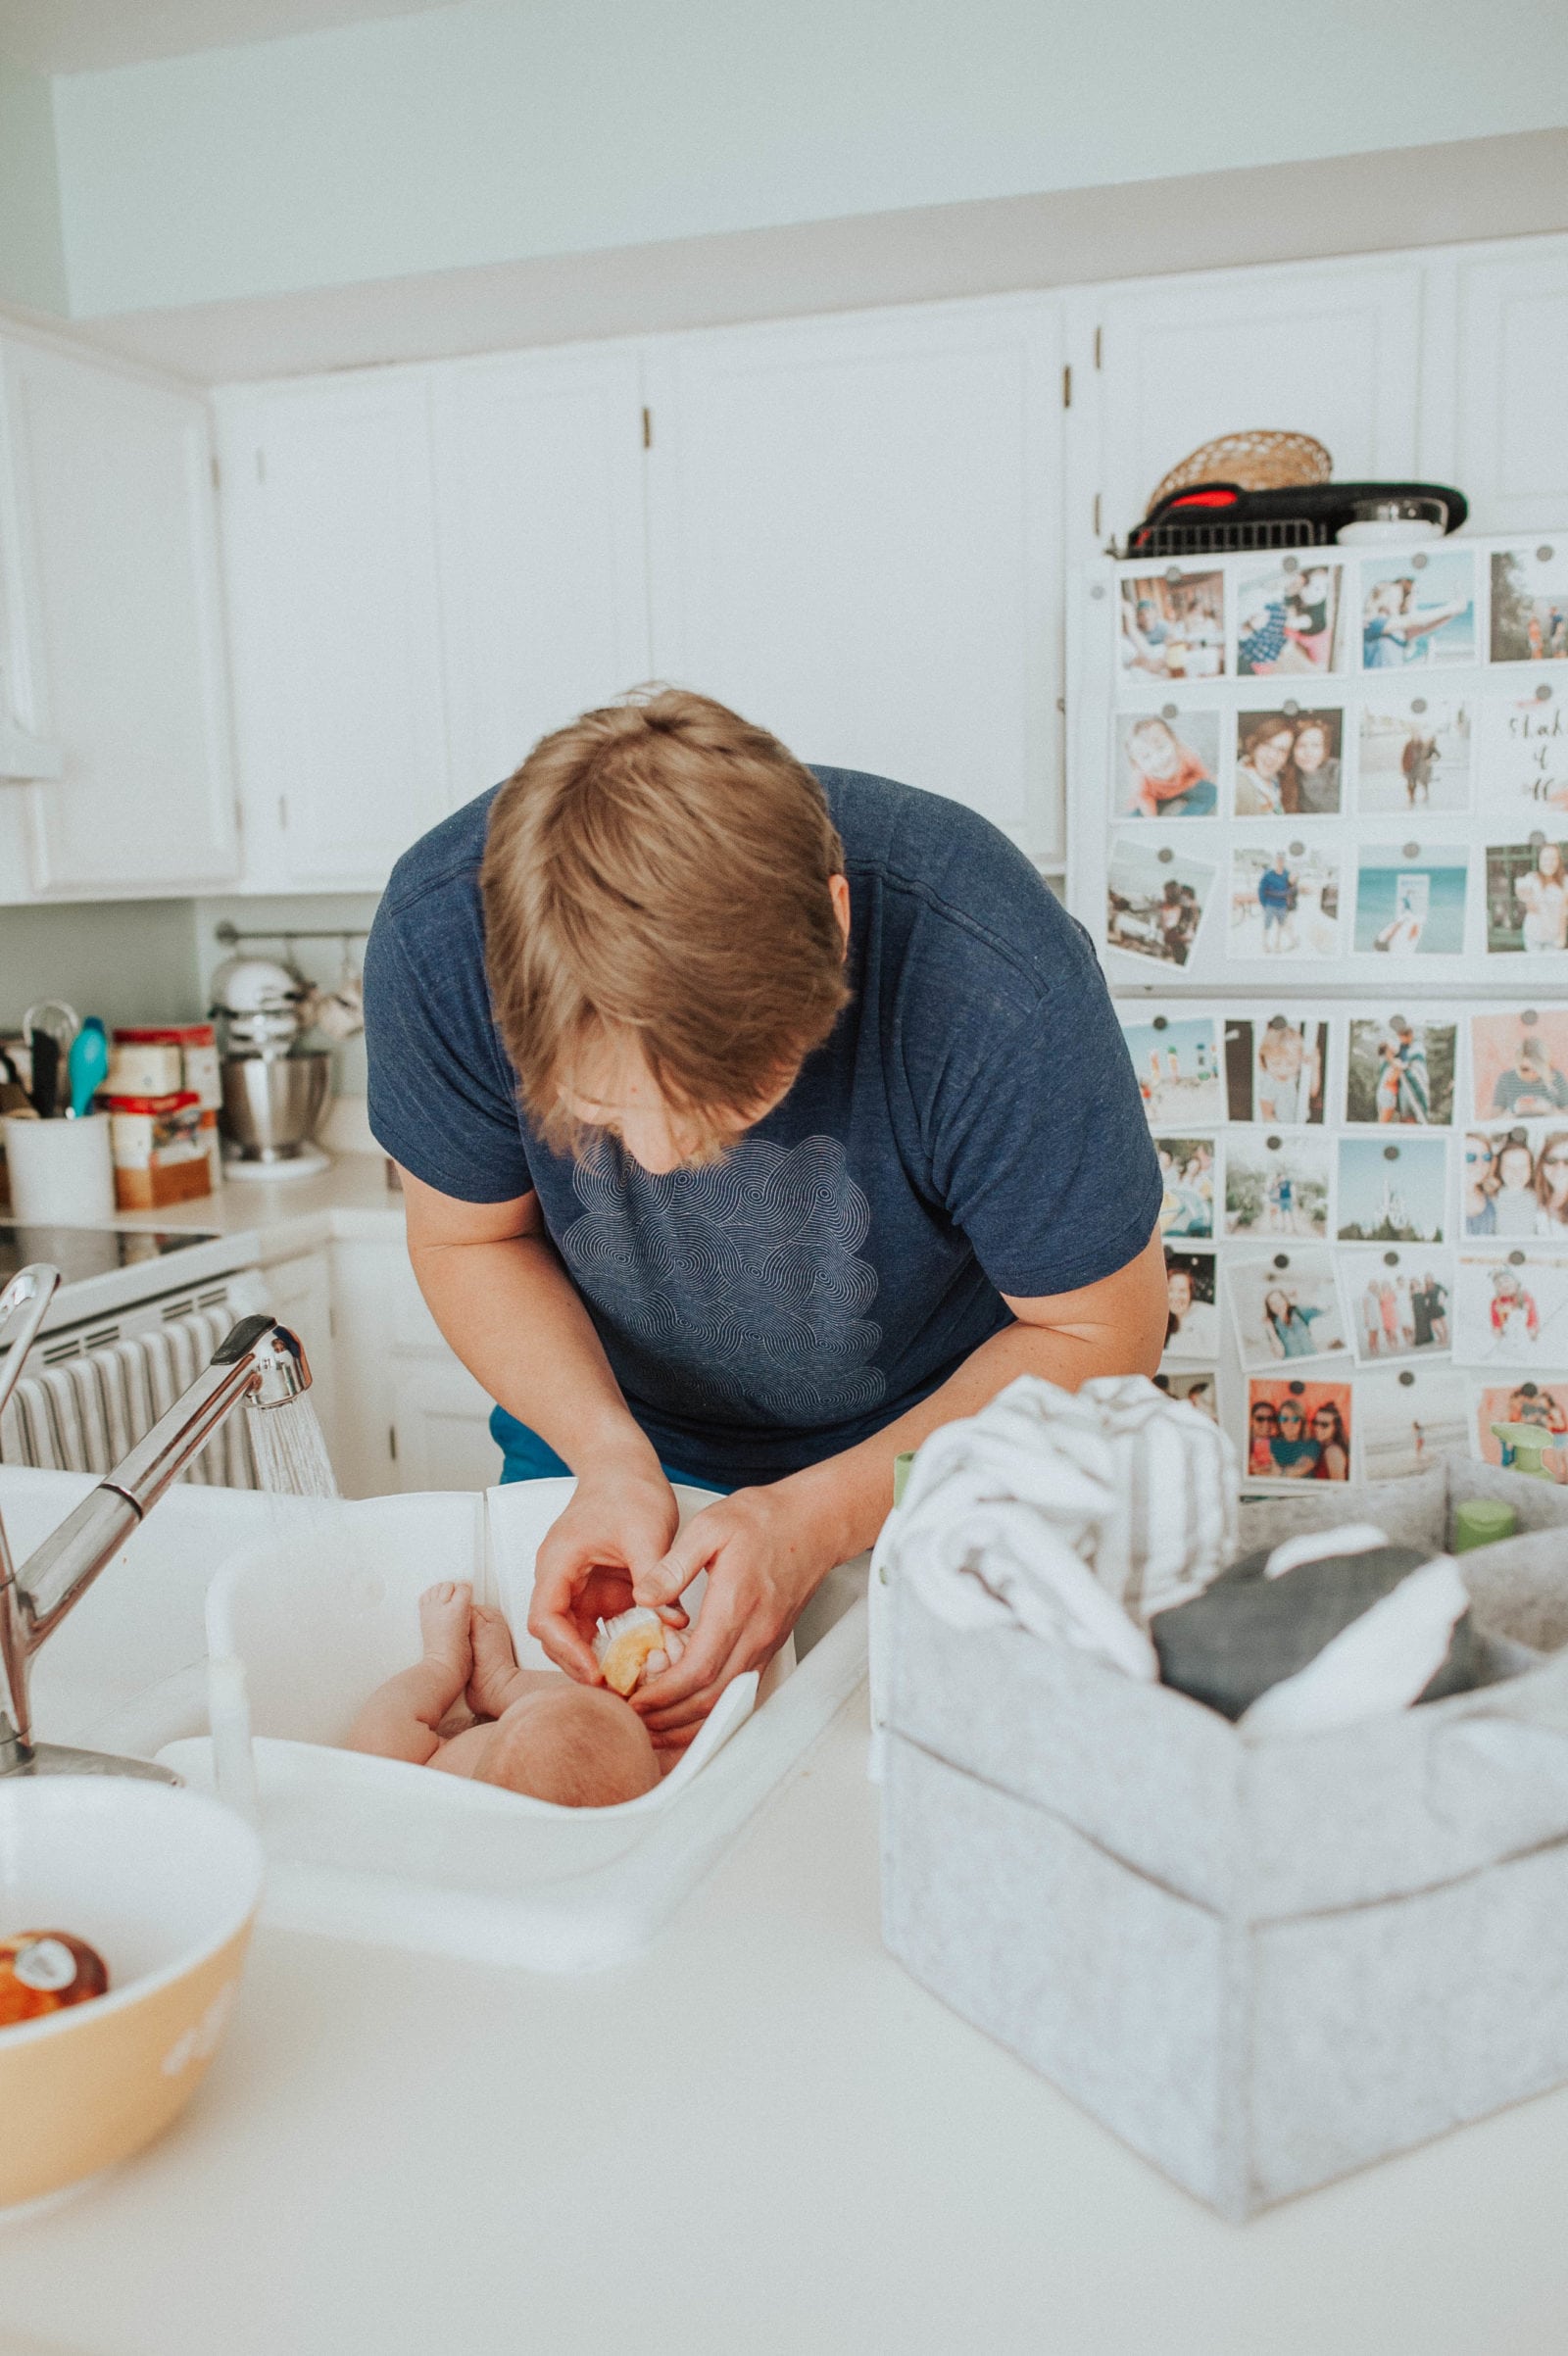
479;1684;660;1808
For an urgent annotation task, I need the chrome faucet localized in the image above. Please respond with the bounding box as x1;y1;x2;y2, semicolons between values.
0;1264;312;1781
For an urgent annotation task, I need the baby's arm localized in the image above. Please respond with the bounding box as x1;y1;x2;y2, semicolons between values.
345;1581;474;1765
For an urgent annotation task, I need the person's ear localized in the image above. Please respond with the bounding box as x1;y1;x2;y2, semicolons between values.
828;872;851;957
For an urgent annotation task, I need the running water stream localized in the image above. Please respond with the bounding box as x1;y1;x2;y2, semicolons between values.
247;1392;340;1499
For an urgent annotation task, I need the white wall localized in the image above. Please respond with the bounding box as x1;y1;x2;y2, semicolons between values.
0;62;67;314
48;0;1568;317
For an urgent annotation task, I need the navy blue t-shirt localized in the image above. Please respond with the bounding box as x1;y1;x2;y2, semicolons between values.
365;768;1159;1488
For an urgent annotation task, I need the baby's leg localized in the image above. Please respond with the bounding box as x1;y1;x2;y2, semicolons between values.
345;1581;474;1765
466;1602;555;1721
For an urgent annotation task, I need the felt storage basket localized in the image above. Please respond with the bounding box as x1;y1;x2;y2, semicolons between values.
881;1454;1568;2219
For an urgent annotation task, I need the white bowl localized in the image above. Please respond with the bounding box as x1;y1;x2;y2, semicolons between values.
0;1778;264;2213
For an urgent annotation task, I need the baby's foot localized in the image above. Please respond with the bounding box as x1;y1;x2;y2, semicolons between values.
466;1602;521;1719
418;1581;473;1682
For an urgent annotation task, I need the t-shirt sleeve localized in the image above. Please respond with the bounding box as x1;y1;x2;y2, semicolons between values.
364;893;533;1203
910;903;1161;1301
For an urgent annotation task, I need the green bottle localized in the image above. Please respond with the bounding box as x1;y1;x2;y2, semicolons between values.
1453;1497;1517;1553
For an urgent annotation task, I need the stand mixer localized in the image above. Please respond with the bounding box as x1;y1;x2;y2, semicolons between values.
210;955;331;1180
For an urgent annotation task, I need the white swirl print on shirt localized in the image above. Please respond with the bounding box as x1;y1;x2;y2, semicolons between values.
559;1134;885;1425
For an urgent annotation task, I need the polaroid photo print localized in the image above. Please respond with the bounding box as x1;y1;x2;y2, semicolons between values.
1163;1248;1219;1362
1456;1252;1568;1366
1352;842;1469;957
1476;691;1568;821
1490;544;1568;665
1244;1374;1353;1486
1153;1367;1218;1423
1223;1011;1328;1125
1228;841;1343;960
1236;558;1346;678
1342;1246;1454;1367
1224;1131;1331;1242
1472;1378;1568;1484
1359;548;1477;670
1360;1364;1471;1483
1118;569;1226;683
1121;1013;1226;1128
1336;1134;1447;1245
1226;1246;1349;1372
1105;839;1214;969
1485;837;1568;955
1114;710;1222;820
1460;1123;1568;1244
1356;698;1471;816
1233;707;1344;818
1470;1007;1568;1124
1154;1135;1218;1240
1344;1012;1455;1128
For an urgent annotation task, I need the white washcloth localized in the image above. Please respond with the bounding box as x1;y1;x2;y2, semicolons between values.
880;1373;1239;1681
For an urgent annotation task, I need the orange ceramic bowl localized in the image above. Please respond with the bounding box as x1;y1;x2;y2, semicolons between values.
0;1777;264;2213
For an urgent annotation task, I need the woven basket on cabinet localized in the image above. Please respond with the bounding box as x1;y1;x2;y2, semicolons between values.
1149;430;1333;510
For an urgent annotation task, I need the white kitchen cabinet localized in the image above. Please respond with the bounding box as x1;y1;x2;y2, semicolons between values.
645;299;1063;861
0;332;237;898
1070;259;1425;561
1450;237;1568;533
433;344;651;803
218;373;449;890
390;1360;500;1493
327;1234;500;1497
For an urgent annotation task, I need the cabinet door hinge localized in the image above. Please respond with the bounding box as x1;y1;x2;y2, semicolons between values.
641;406;653;450
1062;365;1072;410
233;797;245;836
388;1427;398;1461
277;794;289;831
1094;493;1102;539
211;455;220;491
255;448;266;484
1094;325;1102;369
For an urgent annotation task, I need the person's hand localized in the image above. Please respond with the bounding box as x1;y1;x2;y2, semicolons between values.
627;1478;839;1750
527;1461;683;1683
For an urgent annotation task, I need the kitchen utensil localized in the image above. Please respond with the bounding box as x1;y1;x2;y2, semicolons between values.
0;1778;263;2214
68;1018;109;1120
219;1049;330;1169
3;1109;116;1222
22;1002;79;1120
210;957;306;1058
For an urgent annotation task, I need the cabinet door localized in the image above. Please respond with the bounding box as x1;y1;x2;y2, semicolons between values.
433;345;650;803
391;1361;501;1493
646;300;1062;860
1452;239;1568;533
0;336;237;894
1085;260;1425;557
219;374;449;889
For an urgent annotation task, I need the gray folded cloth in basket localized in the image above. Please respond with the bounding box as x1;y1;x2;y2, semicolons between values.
1150;1522;1533;1734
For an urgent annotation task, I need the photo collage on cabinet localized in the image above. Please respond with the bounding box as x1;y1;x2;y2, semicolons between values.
1105;537;1568;984
1125;1001;1568;1491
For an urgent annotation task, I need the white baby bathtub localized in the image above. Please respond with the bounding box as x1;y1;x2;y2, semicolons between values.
154;1481;868;1972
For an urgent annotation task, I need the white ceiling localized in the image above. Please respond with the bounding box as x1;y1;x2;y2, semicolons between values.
0;0;464;74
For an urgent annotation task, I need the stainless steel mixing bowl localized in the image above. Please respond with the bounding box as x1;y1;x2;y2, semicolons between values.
219;1050;330;1162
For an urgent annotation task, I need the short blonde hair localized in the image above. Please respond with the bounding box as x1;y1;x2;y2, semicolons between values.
480;688;849;1159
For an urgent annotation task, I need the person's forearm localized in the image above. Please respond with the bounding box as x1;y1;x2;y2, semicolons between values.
780;1301;1160;1573
409;1231;659;1478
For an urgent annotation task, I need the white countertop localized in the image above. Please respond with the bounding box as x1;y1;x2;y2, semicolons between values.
6;1685;1568;2356
109;1148;406;1261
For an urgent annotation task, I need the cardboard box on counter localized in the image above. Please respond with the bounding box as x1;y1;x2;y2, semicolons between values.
107;1090;214;1209
881;1455;1568;2220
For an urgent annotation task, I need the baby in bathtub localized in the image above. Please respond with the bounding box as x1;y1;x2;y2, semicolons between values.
347;1581;665;1807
